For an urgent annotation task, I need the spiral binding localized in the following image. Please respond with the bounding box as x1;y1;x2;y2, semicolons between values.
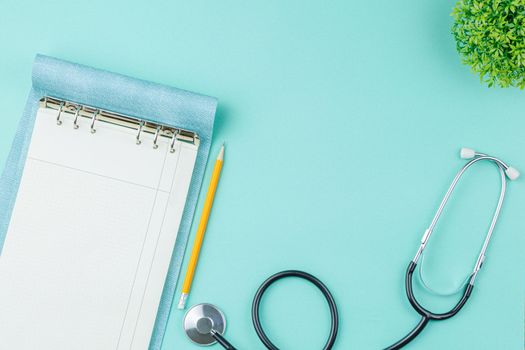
41;96;200;151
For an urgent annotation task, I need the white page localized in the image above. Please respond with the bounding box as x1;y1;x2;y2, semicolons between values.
0;107;198;349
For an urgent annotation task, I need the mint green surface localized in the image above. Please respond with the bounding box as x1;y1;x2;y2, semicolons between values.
0;1;524;349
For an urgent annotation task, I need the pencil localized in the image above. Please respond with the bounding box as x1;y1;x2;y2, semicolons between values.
178;145;225;310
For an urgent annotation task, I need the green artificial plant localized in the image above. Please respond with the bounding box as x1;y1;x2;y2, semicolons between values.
452;0;525;88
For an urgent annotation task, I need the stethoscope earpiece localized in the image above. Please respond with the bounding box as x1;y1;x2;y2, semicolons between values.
460;147;476;159
505;166;520;181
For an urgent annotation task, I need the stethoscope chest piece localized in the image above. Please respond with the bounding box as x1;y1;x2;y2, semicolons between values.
184;303;226;345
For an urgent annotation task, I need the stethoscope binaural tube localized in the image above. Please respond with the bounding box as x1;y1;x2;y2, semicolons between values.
384;148;519;350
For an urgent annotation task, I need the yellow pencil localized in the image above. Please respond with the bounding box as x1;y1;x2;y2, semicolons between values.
178;145;224;309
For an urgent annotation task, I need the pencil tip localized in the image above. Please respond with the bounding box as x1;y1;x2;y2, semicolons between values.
217;145;225;161
178;293;188;310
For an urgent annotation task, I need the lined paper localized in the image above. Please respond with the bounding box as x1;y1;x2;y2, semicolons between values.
0;108;198;349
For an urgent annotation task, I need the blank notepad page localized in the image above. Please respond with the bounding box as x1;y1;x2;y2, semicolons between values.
0;107;198;350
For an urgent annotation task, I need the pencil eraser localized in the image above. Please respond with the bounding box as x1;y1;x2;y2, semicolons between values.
505;166;520;181
460;147;476;159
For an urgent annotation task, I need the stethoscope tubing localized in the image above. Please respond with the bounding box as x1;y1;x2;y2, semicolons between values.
211;330;237;350
252;270;339;350
383;261;474;350
405;261;474;321
383;316;430;350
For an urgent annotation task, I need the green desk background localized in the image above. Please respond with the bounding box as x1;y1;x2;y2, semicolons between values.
0;1;523;349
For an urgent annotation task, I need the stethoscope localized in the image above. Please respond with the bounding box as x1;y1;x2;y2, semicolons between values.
384;147;519;349
183;148;519;349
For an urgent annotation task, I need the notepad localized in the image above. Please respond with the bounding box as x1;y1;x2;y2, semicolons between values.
0;99;199;349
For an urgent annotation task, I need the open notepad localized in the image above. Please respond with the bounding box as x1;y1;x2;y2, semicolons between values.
0;98;199;349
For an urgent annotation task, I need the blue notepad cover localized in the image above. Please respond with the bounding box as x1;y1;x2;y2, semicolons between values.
0;54;217;349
